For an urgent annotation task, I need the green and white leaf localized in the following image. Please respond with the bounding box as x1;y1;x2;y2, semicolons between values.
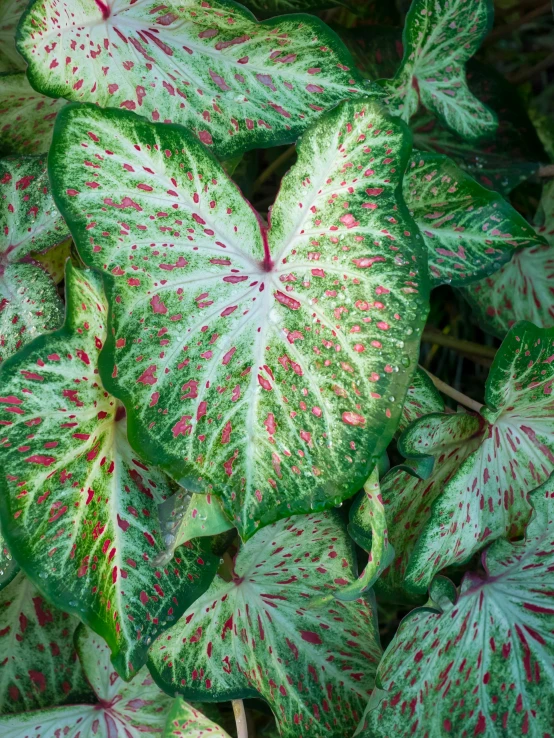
397;367;443;436
164;701;232;738
0;0;27;73
0;571;93;715
148;511;382;738
0;263;218;680
361;479;554;738
0;624;175;736
407;321;554;594
0;155;68;362
0;526;17;592
18;0;366;159
0;72;67;155
379;0;497;141
405;152;546;286
463;180;554;336
49;99;428;541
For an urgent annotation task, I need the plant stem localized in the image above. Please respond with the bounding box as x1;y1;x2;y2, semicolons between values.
422;329;497;359
539;164;554;178
421;367;484;414
486;2;551;44
253;145;296;193
233;700;249;738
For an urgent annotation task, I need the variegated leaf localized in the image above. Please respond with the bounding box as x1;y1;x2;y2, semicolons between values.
31;237;73;285
463;180;554;336
0;624;175;736
49;99;428;540
405;152;546;286
18;0;367;159
379;0;497;142
0;263;218;679
397;367;443;436
164;701;232;738
0;155;67;362
148;511;382;738
0;526;17;592
0;73;67;155
0;571;93;715
360;479;554;738
0;0;27;73
406;321;554;594
378;411;484;602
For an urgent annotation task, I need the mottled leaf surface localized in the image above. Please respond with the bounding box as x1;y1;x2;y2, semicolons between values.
149;511;381;738
0;528;17;592
380;0;496;141
18;0;366;159
407;322;554;594
0;571;93;715
397;367;443;436
0;624;175;736
50;99;428;540
0;73;67;155
0;264;218;679
0;156;67;362
405;152;545;286
164;701;232;738
0;0;27;72
362;480;554;738
32;237;73;285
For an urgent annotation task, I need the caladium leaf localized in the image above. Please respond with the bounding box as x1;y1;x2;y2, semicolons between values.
397;367;443;436
148;511;382;738
0;155;68;362
164;701;232;738
379;0;497;142
377;411;485;602
49;98;428;540
31;237;73;285
361;478;554;738
0;0;27;72
0;571;93;715
405;152;546;287
0;72;67;155
0;263;218;680
0;624;175;736
463;181;554;337
336;25;403;81
18;0;367;160
406;321;554;594
0;528;17;591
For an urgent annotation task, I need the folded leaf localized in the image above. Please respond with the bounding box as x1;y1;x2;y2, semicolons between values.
361;478;554;737
49;98;428;540
0;263;218;679
18;0;366;159
164;701;232;738
0;624;175;736
0;571;93;715
0;0;27;72
407;321;554;594
405;152;546;286
379;0;497;142
397;367;443;436
148;511;381;738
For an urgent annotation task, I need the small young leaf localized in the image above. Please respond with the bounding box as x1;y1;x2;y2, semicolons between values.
379;0;497;141
0;264;218;679
0;624;175;736
0;72;67;155
397;367;444;436
361;478;554;737
148;511;382;738
164;701;232;738
18;0;366;159
405;152;546;286
406;321;554;594
0;0;27;72
0;571;93;715
49;98;428;540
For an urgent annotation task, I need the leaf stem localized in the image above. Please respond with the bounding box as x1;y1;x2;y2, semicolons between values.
422;329;497;359
232;700;249;738
253;145;296;193
421;367;484;414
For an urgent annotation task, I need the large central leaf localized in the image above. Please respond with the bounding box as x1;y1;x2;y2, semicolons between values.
18;0;366;159
0;263;218;679
49;98;428;540
148;511;382;738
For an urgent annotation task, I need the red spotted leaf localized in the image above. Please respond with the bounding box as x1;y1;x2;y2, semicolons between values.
163;701;232;738
397;367;443;436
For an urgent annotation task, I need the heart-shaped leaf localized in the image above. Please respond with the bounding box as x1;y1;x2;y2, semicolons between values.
0;0;27;72
360;478;554;738
0;263;218;679
406;321;554;594
397;367;443;436
463;180;554;336
405;152;546;287
18;0;367;159
379;0;497;142
0;571;93;715
49;98;428;540
148;511;382;738
0;73;67;155
0;155;68;362
164;701;232;738
0;624;175;736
